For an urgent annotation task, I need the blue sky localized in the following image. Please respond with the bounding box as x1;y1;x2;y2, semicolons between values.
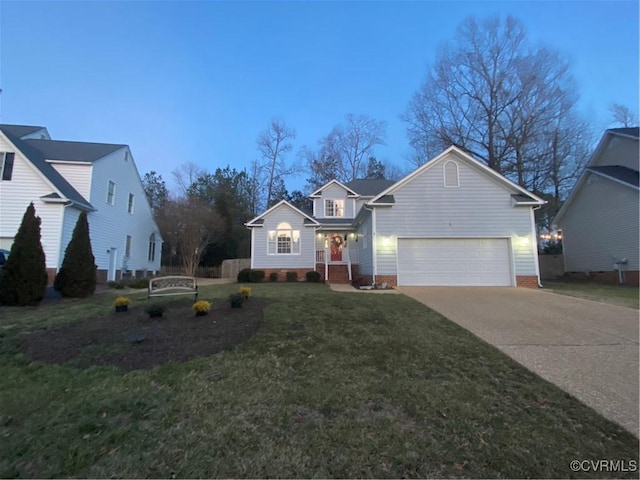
1;1;638;194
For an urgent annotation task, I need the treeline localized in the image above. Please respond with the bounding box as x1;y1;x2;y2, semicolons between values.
143;14;636;273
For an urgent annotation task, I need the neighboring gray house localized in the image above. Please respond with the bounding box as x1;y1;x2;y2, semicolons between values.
0;124;162;284
246;146;545;287
554;128;639;285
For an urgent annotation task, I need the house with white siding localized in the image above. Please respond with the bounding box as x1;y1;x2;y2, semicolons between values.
554;127;639;285
246;146;545;287
0;124;162;284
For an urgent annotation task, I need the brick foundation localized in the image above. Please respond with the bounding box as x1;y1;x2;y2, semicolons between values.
516;275;540;288
258;268;317;282
565;270;639;286
46;268;57;286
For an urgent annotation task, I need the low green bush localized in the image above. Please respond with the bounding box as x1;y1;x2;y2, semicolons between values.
269;272;278;282
286;271;298;282
229;293;244;308
237;268;252;283
248;270;265;283
128;278;149;289
144;304;164;318
106;280;126;289
306;271;321;283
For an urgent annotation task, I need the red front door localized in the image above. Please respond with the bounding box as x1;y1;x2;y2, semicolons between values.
330;234;343;262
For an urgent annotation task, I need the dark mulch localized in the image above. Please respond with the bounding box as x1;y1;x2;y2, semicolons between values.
21;299;264;371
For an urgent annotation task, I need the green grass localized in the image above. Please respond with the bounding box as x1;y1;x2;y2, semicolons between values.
1;283;638;478
543;279;639;309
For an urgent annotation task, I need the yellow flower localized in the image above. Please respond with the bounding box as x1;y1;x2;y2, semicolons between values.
192;300;212;313
113;296;131;307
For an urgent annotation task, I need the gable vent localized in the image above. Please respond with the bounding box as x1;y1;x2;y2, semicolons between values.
444;161;459;187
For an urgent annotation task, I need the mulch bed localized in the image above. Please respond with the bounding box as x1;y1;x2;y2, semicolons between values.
21;298;264;371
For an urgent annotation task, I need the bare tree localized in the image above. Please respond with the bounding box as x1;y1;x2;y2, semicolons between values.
156;195;223;276
402;14;586;195
319;114;387;182
609;103;637;128
257;119;298;207
172;162;205;196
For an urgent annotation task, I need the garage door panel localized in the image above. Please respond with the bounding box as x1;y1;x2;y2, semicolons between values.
397;238;513;286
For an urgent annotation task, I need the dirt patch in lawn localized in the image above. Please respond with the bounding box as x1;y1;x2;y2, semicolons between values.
21;299;264;371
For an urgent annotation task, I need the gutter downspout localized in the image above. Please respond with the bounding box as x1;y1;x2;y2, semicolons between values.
531;205;543;288
364;204;376;286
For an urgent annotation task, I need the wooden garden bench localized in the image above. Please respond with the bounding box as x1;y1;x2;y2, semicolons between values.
148;276;198;300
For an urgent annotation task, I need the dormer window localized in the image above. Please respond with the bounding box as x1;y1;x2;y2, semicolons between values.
325;199;344;217
444;161;460;188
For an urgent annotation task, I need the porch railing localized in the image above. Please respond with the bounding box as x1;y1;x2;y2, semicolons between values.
315;242;352;282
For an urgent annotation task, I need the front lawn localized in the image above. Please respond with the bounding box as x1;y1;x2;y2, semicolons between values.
543;279;639;309
1;283;637;478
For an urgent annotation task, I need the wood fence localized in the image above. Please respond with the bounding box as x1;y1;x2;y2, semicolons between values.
160;265;221;278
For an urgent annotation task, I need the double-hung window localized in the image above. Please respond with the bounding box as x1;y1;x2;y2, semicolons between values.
0;152;15;181
268;222;300;255
128;193;135;214
148;233;156;262
107;181;116;205
324;199;344;217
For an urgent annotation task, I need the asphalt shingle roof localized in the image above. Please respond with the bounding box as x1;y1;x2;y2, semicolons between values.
0;127;94;210
587;166;639;187
0;124;46;138
344;179;395;196
608;127;639;138
24;139;126;162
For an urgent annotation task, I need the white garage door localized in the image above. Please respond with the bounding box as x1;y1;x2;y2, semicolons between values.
397;238;513;286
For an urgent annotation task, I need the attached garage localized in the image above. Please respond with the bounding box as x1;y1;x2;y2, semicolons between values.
397;238;513;286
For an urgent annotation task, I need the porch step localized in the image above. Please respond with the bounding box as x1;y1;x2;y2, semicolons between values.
327;264;351;284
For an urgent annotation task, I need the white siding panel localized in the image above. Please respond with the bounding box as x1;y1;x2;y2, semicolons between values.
357;214;374;275
593;136;639;171
50;163;92;200
0;134;66;268
88;148;162;273
560;174;639;271
251;204;316;269
374;152;537;277
314;183;355;219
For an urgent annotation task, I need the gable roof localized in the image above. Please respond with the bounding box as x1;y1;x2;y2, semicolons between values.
0;124;46;138
245;200;320;227
344;179;395;196
554;130;640;225
24;139;126;163
309;179;359;198
370;146;545;205
587;166;639;188
608;127;639;139
0;127;94;210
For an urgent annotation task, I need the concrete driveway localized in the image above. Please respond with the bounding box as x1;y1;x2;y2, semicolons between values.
398;287;639;436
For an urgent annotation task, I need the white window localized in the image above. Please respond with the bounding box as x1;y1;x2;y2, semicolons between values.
324;199;344;217
128;193;135;214
268;222;300;255
148;233;156;262
107;181;116;205
125;235;132;258
444;161;459;188
0;152;15;181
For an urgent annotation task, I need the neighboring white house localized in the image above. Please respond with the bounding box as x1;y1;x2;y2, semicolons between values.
554;127;639;285
246;146;545;287
0;124;162;284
